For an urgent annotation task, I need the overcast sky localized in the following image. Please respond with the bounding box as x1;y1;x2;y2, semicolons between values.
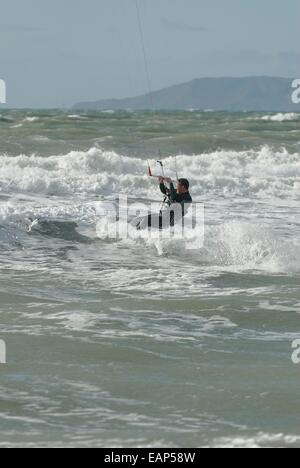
0;0;299;108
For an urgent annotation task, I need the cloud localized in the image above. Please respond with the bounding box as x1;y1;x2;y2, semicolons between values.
162;18;205;32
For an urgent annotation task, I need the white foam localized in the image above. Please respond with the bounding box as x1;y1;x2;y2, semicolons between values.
93;212;300;274
261;113;299;122
32;135;50;142
0;146;300;201
203;221;280;271
10;124;23;129
209;432;300;448
0;146;299;274
23;117;40;123
172;221;299;273
67;114;88;119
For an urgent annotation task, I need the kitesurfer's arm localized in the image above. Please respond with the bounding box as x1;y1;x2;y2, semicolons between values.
159;177;171;196
159;182;168;196
169;182;179;202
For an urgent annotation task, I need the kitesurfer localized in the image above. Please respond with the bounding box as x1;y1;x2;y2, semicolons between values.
135;178;192;230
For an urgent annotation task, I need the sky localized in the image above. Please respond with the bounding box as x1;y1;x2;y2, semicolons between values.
0;0;299;108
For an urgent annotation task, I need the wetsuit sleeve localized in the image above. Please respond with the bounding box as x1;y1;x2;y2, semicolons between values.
160;183;168;196
169;183;179;202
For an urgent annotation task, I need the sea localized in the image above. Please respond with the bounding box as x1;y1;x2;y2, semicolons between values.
0;109;300;448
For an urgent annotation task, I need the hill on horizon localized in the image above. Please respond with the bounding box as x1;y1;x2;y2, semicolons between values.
73;76;300;112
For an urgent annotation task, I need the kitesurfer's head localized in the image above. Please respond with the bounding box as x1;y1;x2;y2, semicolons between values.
177;178;190;194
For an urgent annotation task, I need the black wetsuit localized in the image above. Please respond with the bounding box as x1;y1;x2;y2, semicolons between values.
143;182;192;229
159;182;192;216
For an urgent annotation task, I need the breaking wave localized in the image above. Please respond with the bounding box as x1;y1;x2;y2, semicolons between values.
0;145;300;200
95;215;300;274
23;116;40;123
209;432;300;448
0;145;299;275
261;113;299;122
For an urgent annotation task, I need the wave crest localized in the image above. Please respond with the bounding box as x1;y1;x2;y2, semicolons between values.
0;146;299;200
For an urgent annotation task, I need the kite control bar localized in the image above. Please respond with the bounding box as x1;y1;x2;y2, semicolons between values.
147;160;173;183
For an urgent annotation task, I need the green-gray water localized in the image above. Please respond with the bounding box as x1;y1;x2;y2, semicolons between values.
0;109;300;447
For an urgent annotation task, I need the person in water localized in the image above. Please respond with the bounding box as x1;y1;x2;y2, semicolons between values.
136;178;192;230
